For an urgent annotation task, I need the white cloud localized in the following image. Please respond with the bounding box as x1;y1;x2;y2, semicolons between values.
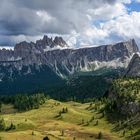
104;12;140;38
87;3;127;20
1;0;140;49
135;0;140;3
0;46;14;50
118;0;131;4
36;10;55;23
11;35;44;43
67;11;140;48
85;27;108;38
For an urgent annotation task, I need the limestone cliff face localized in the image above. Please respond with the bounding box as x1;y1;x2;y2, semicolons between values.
0;36;139;78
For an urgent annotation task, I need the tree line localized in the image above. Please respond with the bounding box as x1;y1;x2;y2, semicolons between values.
0;93;46;111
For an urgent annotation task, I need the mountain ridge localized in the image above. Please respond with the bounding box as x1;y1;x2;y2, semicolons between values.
0;36;139;78
0;36;139;95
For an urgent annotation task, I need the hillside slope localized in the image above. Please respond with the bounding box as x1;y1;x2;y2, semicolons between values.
0;99;126;140
105;77;140;140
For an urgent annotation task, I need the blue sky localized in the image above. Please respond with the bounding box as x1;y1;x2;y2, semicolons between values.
0;0;140;48
126;1;140;12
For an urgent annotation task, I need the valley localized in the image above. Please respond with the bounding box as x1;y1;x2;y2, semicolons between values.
0;76;139;140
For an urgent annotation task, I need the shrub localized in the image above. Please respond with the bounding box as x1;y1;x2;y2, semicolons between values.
0;118;6;131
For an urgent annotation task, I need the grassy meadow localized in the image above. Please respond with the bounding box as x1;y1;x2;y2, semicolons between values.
0;99;129;140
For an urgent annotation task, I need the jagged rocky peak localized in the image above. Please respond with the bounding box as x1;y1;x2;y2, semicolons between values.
35;35;68;49
35;35;52;50
14;35;68;55
126;53;140;77
43;35;53;43
36;35;53;47
50;36;68;48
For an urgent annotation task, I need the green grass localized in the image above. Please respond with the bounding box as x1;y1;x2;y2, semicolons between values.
0;99;129;140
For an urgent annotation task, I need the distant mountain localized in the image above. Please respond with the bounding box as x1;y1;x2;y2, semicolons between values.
126;53;140;77
0;36;139;94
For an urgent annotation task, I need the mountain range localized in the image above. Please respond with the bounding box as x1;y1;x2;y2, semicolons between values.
0;36;139;95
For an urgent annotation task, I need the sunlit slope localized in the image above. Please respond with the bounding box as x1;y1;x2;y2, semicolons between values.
0;99;126;140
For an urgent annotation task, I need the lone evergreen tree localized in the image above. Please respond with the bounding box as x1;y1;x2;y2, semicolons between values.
43;136;50;140
97;131;103;139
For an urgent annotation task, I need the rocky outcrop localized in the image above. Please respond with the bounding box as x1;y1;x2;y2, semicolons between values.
126;53;140;77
